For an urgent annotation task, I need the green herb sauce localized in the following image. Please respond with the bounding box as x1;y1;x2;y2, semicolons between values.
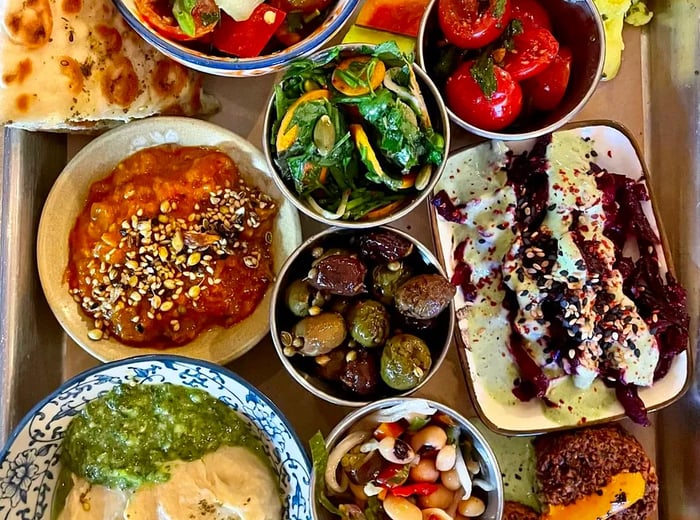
62;383;267;490
474;421;540;511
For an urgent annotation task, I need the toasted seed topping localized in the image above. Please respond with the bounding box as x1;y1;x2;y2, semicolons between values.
71;180;277;340
87;328;103;341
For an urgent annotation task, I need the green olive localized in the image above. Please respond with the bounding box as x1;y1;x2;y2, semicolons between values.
371;264;413;305
292;312;347;356
347;300;390;348
380;334;432;390
285;279;313;317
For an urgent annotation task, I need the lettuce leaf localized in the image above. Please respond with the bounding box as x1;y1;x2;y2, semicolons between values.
309;431;341;516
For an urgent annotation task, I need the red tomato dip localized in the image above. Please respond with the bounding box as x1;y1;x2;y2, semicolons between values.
66;144;278;348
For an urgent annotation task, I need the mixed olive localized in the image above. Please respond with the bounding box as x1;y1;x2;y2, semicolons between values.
277;229;455;399
322;404;494;519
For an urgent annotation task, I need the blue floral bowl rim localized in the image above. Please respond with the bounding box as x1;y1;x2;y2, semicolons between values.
0;354;311;472
112;0;362;74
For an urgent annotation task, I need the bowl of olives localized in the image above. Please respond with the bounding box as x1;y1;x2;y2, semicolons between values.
310;398;504;520
270;227;456;406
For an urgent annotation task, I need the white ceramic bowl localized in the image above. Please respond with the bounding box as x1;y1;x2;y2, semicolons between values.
37;116;301;364
0;355;311;519
311;398;504;520
416;0;605;140
113;0;361;77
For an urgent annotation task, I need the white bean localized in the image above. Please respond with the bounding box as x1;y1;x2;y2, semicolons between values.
440;468;461;491
383;494;422;520
417;485;454;509
409;457;440;483
421;508;452;520
457;496;486;517
435;444;457;471
410;425;448;452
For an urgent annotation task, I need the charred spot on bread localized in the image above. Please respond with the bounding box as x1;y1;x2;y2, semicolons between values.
61;0;82;14
3;58;32;85
59;56;84;95
153;60;188;98
101;56;139;107
15;93;32;112
95;24;122;54
4;0;53;48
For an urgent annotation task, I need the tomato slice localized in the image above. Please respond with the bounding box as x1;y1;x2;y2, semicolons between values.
212;4;287;58
500;26;559;81
134;0;219;41
511;0;552;31
522;46;572;111
438;0;512;49
445;59;523;131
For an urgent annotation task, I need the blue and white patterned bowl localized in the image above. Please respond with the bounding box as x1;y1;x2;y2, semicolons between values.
0;355;311;519
112;0;361;77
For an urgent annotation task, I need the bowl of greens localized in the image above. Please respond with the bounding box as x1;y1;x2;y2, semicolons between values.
263;42;451;227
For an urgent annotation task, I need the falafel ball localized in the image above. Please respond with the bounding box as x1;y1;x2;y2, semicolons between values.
534;425;658;520
503;500;540;520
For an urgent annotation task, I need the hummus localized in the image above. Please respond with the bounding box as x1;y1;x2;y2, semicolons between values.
59;446;282;520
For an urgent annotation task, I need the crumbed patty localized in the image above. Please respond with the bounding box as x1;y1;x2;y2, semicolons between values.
534;425;658;520
503;500;540;520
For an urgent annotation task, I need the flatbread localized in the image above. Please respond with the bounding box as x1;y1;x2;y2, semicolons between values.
0;0;218;131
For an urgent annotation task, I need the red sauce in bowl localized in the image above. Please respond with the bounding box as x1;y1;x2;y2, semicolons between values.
67;144;278;348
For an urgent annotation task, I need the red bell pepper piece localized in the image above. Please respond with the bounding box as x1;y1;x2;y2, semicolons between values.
391;482;440;497
374;463;410;488
211;4;286;58
373;421;404;440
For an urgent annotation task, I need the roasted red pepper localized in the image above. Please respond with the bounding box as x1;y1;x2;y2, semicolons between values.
391;482;440;497
373;421;404;440
211;4;286;58
374;463;410;488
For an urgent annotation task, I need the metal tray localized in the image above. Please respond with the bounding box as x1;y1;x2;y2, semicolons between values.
1;3;699;518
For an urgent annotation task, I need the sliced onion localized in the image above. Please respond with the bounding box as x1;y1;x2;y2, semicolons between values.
307;189;350;220
363;481;384;497
360;438;380;453
473;478;495;492
454;442;473;500
383;67;430;128
371;401;437;423
325;431;370;494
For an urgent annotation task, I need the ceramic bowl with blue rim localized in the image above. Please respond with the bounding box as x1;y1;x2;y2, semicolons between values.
112;0;361;77
0;355;311;519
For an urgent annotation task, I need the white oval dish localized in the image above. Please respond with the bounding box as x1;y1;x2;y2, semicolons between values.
37;116;301;364
0;355;311;519
430;122;692;434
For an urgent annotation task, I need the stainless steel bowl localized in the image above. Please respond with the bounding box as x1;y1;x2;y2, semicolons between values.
311;397;505;520
416;0;605;140
262;43;451;228
270;226;455;406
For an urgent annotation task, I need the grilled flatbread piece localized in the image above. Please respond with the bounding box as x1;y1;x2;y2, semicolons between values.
0;0;217;131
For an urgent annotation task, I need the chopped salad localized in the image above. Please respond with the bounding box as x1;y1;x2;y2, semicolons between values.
311;402;495;520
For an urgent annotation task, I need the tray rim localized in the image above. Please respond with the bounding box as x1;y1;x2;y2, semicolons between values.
428;118;695;436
